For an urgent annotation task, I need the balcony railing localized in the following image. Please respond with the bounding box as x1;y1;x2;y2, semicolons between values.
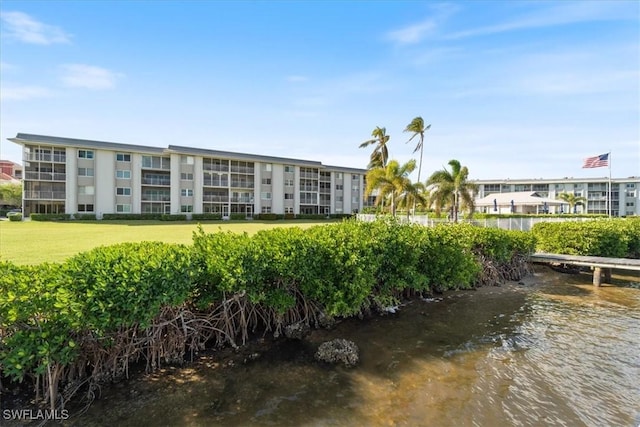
203;179;229;187
24;154;67;163
300;172;317;179
230;181;254;188
142;178;171;186
230;197;253;203
141;195;171;202
24;191;66;200
24;172;66;181
230;166;254;174
203;165;229;172
300;186;318;192
203;195;230;202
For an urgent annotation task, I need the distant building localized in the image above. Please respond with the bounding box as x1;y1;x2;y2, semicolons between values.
8;133;367;218
472;177;640;217
0;160;22;180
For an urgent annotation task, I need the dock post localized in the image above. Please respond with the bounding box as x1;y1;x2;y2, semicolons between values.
603;268;612;283
592;267;602;287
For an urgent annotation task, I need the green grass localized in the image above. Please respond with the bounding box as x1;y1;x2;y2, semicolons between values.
0;219;338;265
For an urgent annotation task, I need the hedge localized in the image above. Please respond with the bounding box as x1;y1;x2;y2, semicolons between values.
8;213;22;221
531;218;639;258
30;213;72;221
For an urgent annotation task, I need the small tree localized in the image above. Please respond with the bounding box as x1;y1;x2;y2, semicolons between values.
0;182;22;207
557;192;587;213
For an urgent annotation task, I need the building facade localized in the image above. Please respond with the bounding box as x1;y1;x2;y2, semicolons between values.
473;177;640;217
9;133;367;218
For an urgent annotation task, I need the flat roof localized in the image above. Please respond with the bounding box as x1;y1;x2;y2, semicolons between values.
472;177;639;184
10;133;166;155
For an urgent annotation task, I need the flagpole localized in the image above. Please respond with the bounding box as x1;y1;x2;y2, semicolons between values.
608;151;612;218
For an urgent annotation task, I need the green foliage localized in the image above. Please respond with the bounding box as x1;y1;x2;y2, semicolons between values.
8;213;22;221
30;213;71;221
191;213;222;221
74;214;96;220
229;213;246;220
102;213;167;220
160;214;187;221
532;219;633;257
0;182;22;206
254;213;284;220
295;214;327;220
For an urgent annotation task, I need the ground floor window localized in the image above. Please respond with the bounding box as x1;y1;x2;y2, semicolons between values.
78;204;94;212
116;204;131;213
261;206;271;213
181;205;193;213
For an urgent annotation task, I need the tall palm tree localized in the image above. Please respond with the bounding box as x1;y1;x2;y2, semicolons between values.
359;126;390;169
403;117;431;184
426;159;478;222
557;192;587;214
365;159;417;216
396;181;428;219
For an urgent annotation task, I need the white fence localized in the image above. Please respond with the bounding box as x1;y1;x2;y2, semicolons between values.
356;214;596;231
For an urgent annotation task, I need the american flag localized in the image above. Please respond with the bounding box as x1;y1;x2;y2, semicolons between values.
582;153;609;168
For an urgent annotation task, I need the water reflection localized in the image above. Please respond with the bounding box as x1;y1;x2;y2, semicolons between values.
66;267;640;427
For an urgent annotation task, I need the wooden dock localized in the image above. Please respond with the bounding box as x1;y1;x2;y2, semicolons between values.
530;253;640;286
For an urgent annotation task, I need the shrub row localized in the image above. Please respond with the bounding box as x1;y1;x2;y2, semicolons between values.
531;217;640;258
0;220;534;408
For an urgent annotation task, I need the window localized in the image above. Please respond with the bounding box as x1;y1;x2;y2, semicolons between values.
337;196;344;202
142;155;170;169
352;196;359;203
285;179;294;186
261;192;272;200
285;193;294;200
180;155;194;165
262;163;272;172
261;206;271;213
116;204;131;213
77;204;94;212
116;187;131;196
78;167;94;177
181;189;194;197
262;178;272;185
78;185;95;195
116;170;131;179
284;165;294;173
285;207;293;214
336;173;343;179
336;184;343;190
181;205;193;213
116;153;131;162
180;173;193;180
78;150;94;159
352;174;358;180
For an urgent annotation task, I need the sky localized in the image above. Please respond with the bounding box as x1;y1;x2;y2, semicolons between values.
1;0;639;181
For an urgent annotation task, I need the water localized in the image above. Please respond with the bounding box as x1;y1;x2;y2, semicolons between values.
64;267;640;426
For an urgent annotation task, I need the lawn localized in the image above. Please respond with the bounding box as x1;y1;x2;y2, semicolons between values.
0;219;338;265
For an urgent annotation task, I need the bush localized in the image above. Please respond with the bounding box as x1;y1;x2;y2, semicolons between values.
30;213;71;221
229;213;246;220
191;213;222;221
7;213;22;221
296;214;327;220
102;213;164;220
254;213;283;220
160;214;187;221
532;219;631;257
74;214;96;220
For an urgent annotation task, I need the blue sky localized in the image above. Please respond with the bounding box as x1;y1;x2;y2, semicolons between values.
1;1;638;180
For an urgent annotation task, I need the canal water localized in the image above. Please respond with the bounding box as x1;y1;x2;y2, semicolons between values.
66;266;640;427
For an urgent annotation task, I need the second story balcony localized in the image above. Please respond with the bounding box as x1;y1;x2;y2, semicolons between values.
24;190;66;200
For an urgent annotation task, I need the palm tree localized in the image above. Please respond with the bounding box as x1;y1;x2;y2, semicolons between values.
396;181;428;219
426;159;478;222
557;192;587;214
403;117;431;184
365;159;417;216
359;126;390;169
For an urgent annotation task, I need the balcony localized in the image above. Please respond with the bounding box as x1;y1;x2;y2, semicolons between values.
230;166;254;174
230;181;254;188
204;178;229;187
230;197;253;203
142;178;171;186
203;195;229;202
141;194;170;202
300;172;317;179
24;191;66;200
203;165;229;172
24;172;66;181
24;154;67;163
300;186;318;192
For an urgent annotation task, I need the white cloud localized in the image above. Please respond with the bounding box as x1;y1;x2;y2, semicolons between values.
0;84;55;101
0;11;71;45
60;64;123;90
444;1;636;40
386;19;437;45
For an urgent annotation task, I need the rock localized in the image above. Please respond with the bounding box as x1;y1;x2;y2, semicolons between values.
314;339;359;367
284;322;310;340
317;312;336;329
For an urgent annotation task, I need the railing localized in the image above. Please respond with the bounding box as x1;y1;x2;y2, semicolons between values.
230;181;254;188
203;179;229;187
300;198;317;204
230;166;254;174
142;178;171;186
141;195;170;202
24;191;66;200
300;186;319;192
203;195;229;202
24;172;66;181
203;165;230;172
230;197;253;203
24;154;67;163
300;172;317;179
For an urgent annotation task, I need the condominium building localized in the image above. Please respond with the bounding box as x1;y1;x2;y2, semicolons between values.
8;133;367;218
473;177;640;217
